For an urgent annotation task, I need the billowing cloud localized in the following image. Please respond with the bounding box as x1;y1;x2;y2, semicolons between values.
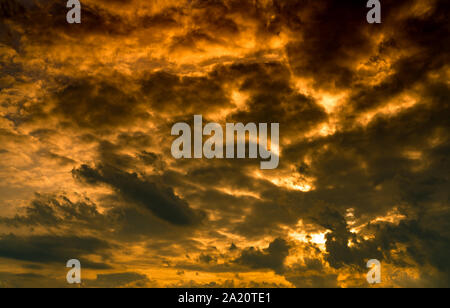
72;164;205;226
0;234;113;269
0;0;448;287
235;238;291;274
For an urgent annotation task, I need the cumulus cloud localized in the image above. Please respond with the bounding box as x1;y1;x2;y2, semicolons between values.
235;238;291;274
0;0;448;287
0;234;113;269
72;164;205;226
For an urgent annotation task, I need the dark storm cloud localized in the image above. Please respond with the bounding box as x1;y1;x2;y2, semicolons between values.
284;258;339;288
277;66;448;283
140;8;179;29
281;0;449;113
170;30;220;52
167;0;274;51
345;2;449;114
85;272;152;288
235;238;290;274
0;0;248;49
107;205;197;240
4;77;149;132
285;80;450;216
177;163;310;238
190;0;240;36
1;0;449;287
0;193;201;243
280;0;408;90
375;218;450;276
70;132;159;171
312;208;383;269
198;253;216;264
0;272;67;288
185;164;273;193
36;149;76;166
0;0;135;39
0;193;107;229
232;198;301;238
0;0;25;18
72;164;205;226
0;271;153;288
317;208;450;287
96;140;137;170
212;62;328;134
0;234;113;269
49;1;133;35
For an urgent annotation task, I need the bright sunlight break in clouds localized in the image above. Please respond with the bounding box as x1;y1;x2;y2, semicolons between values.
0;0;448;288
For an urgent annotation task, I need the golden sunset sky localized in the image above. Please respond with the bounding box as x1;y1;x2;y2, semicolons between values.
0;0;449;287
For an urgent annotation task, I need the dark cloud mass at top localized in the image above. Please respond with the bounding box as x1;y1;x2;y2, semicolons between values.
72;164;204;226
0;0;448;287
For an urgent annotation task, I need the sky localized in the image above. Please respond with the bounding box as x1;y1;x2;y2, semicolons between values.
0;0;448;288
